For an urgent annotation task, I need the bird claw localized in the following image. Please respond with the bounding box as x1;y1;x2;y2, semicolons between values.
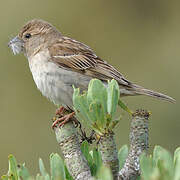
52;111;76;129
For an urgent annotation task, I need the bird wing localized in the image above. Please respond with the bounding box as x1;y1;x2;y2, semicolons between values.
48;37;132;87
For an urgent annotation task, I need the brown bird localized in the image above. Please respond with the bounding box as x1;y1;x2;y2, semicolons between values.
8;19;175;127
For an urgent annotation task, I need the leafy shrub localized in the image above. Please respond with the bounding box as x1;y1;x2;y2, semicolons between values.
1;145;180;180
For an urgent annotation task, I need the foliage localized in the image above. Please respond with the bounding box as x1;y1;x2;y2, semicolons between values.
2;79;179;180
1;153;68;180
1;145;180;180
0;143;108;180
140;146;180;180
73;79;131;135
80;141;102;176
118;144;129;170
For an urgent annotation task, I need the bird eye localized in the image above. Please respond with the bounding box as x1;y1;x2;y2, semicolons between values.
25;33;31;39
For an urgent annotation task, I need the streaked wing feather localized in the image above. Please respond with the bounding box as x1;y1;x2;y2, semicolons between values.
48;37;131;87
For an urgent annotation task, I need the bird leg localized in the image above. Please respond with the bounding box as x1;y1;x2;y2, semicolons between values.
52;106;82;129
53;107;95;143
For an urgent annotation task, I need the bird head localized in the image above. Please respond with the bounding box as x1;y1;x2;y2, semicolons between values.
8;19;61;57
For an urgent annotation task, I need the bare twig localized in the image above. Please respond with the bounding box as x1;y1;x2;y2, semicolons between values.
118;109;150;180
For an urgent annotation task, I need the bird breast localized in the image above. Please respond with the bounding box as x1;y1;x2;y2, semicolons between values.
28;50;91;108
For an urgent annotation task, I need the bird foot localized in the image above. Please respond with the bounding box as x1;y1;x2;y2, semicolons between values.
52;112;75;129
55;106;66;116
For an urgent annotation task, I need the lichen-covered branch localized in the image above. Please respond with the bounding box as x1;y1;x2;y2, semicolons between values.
118;109;150;180
98;131;119;180
54;118;93;180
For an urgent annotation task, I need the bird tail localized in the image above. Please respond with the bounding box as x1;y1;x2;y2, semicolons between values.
131;85;175;103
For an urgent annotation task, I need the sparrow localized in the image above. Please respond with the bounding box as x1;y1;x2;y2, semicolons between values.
8;19;175;126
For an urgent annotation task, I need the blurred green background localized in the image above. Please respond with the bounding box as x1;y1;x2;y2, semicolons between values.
0;0;179;175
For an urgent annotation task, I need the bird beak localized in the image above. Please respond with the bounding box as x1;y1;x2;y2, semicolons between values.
8;36;24;55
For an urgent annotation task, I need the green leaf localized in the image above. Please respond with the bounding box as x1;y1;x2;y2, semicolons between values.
73;88;93;123
96;165;113;180
89;148;102;175
64;166;73;180
153;146;173;169
39;158;50;180
17;163;31;180
81;141;90;156
92;148;102;168
50;153;65;180
73;87;102;129
87;79;107;114
174;147;180;180
153;146;173;179
118;99;132;114
36;174;44;180
8;155;18;180
140;153;155;180
157;159;172;180
73;79;121;134
81;141;93;168
174;147;180;163
107;79;120;117
118;145;128;169
1;175;8;180
73;80;107;133
87;79;107;127
90;102;105;128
